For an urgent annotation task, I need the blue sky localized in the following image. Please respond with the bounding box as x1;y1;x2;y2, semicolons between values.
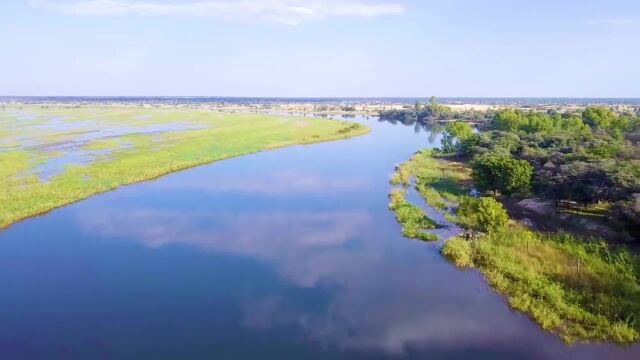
1;0;639;97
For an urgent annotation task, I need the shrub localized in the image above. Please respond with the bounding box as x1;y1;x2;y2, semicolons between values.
441;237;473;267
457;196;508;233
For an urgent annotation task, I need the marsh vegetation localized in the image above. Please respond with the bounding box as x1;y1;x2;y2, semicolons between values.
0;105;368;228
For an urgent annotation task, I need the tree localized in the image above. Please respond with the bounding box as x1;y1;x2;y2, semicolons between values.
583;106;615;129
457;197;508;233
493;108;523;132
471;153;532;196
612;194;640;241
425;96;452;119
561;115;591;134
523;112;553;133
441;121;473;157
414;100;423;112
612;113;633;131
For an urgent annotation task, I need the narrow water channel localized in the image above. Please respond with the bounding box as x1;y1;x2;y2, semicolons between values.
0;115;637;359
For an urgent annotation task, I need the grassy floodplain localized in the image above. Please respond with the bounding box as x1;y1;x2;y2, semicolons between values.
0;104;369;229
390;149;640;344
388;149;471;241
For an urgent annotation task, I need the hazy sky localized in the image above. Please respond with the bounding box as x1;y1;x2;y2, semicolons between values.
1;0;639;97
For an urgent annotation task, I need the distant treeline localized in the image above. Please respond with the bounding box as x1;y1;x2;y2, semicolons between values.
378;96;492;125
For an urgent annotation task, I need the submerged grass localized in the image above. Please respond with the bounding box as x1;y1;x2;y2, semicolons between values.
0;105;369;229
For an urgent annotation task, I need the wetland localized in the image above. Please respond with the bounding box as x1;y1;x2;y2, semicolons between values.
1;103;639;358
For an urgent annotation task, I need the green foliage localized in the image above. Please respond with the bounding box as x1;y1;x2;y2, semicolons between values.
494;108;522;132
390;146;640;343
443;227;640;344
522;111;554;133
471;110;636;220
390;149;471;209
494;108;593;135
613;113;633;131
388;150;472;242
585;140;621;159
425;96;452;119
471;153;532;196
441;121;473;155
441;237;473;267
560;115;591;133
583;106;616;129
457;196;508;233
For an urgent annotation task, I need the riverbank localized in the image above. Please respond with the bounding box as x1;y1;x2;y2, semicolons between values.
0;106;369;229
389;149;640;344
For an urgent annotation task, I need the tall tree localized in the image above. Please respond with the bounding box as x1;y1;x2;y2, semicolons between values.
471;153;532;196
441;121;473;157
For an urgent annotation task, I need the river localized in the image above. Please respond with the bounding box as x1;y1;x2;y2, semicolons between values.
0;115;638;359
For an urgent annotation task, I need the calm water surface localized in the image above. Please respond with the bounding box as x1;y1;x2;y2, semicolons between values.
1;116;638;359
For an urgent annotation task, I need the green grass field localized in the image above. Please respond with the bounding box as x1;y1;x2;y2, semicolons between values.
0;104;369;229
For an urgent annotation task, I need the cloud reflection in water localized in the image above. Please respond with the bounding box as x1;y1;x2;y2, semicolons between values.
77;206;544;356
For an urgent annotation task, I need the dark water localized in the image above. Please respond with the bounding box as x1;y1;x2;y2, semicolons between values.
0;116;638;359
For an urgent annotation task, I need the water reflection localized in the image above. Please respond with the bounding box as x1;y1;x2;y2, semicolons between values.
377;115;445;144
79;208;373;286
74;199;630;358
77;204;535;355
150;170;371;195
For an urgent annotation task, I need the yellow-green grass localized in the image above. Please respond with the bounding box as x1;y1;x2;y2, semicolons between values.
442;226;640;344
388;188;438;241
389;149;471;231
390;149;471;212
0;105;369;229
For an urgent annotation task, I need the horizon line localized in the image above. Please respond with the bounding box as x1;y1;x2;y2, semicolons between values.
2;95;640;100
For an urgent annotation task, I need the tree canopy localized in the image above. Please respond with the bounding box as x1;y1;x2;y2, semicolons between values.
457;196;508;233
583;106;616;129
441;121;473;156
471;153;532;196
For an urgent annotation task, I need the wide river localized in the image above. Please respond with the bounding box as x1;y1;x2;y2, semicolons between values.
1;115;638;359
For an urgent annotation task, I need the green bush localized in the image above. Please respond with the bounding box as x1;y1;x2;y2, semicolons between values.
441;237;473;267
456;196;508;233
